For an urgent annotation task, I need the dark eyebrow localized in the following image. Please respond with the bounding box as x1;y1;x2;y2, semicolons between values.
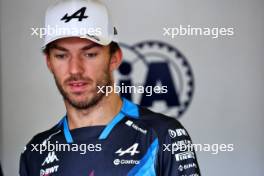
49;43;102;52
49;44;68;52
81;43;102;51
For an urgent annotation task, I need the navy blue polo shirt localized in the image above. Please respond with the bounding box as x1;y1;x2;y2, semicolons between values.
19;98;200;176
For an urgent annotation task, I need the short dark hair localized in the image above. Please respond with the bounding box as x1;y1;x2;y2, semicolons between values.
43;41;120;56
109;41;120;56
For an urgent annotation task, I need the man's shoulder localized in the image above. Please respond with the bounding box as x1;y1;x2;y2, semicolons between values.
138;106;186;139
26;124;62;146
139;106;184;128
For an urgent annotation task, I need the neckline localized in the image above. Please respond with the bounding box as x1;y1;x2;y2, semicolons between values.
60;97;139;143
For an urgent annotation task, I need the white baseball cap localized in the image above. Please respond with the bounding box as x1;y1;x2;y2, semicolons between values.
42;0;118;49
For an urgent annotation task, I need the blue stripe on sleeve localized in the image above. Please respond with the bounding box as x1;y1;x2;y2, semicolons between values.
128;138;159;176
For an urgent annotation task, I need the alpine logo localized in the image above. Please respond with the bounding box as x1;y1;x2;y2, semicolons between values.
115;143;140;156
42;151;59;166
61;7;88;23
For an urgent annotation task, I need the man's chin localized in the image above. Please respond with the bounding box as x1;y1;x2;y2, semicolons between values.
66;94;104;109
66;99;94;109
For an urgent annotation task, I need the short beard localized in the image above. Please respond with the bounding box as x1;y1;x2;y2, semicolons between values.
53;71;112;110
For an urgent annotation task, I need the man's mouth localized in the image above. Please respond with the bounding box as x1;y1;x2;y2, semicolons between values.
68;81;89;93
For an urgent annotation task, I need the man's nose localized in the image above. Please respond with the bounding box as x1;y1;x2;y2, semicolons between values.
69;56;85;75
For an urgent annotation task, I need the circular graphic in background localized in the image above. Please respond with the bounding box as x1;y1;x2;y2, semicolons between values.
115;41;194;119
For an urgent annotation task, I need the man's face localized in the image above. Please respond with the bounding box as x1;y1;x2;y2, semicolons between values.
46;37;115;109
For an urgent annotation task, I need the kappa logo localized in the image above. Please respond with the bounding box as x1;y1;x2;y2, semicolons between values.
42;151;59;166
61;7;88;23
115;143;140;156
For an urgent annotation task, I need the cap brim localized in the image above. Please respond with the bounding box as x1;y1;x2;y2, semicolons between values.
41;34;112;50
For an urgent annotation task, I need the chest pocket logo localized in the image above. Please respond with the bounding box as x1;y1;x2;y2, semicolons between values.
115;143;140;156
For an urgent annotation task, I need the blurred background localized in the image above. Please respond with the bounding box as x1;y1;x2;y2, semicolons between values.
1;0;264;175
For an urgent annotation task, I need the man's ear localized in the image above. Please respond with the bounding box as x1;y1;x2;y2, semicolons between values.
109;48;123;72
45;53;53;73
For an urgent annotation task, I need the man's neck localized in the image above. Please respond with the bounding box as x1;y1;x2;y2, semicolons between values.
65;93;123;130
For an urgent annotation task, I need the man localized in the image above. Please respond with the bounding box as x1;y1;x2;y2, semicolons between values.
0;163;3;176
20;0;200;175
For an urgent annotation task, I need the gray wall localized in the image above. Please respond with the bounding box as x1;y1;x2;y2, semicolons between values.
1;0;264;175
0;0;2;163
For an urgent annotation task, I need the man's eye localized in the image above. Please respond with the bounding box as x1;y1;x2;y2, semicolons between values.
84;53;98;58
54;54;67;59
